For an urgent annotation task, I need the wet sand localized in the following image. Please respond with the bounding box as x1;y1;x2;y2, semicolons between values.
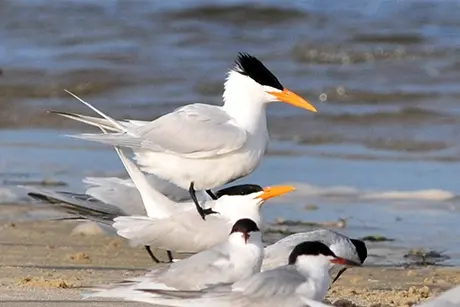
0;204;459;307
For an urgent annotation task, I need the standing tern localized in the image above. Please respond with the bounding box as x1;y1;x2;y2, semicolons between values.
262;229;367;284
123;241;361;306
85;218;263;301
51;53;316;220
27;144;294;262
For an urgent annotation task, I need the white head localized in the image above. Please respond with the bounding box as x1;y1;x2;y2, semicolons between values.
289;241;361;277
222;53;317;112
227;218;262;246
212;184;295;221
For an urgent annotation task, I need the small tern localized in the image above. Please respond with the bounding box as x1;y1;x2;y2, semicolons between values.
85;218;263;301
27;145;294;262
126;241;361;306
262;229;367;284
51;53;316;220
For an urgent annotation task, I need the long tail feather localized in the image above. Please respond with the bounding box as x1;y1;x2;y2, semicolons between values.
25;187;125;225
63;90;129;134
67;132;145;149
48;111;123;132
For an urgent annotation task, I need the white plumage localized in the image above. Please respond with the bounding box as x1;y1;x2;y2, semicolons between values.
52;53;316;219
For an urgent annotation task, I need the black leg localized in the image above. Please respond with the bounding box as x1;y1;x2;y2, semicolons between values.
188;182;219;220
331;267;348;285
167;250;174;263
144;246;161;263
189;182;206;220
206;189;217;200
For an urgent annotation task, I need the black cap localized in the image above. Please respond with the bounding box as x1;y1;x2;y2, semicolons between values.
288;241;336;265
233;52;284;91
230;218;260;235
215;184;263;198
350;239;367;264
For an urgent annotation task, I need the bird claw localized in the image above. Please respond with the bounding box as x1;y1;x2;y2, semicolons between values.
199;208;220;220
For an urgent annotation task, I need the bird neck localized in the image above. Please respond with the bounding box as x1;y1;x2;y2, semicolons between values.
295;256;331;301
222;72;268;134
227;232;264;275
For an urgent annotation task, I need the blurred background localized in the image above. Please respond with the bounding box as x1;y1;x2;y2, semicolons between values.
1;0;460;265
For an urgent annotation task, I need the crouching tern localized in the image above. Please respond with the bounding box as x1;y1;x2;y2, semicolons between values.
84;218;263;301
27;144;294;262
262;229;367;284
51;52;316;220
119;241;361;307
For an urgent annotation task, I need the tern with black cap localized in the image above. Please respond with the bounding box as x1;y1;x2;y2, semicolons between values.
262;229;367;284
50;52;316;220
27;144;294;263
85;218;264;300
118;241;361;306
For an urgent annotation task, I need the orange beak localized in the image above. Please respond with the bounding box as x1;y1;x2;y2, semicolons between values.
268;89;317;112
330;257;362;267
256;185;296;201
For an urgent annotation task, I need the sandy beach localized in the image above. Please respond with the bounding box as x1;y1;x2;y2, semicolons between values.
1;1;460;306
0;204;458;307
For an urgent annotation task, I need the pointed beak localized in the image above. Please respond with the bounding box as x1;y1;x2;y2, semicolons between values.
330;257;362;267
268;89;317;112
242;233;249;244
256;185;295;201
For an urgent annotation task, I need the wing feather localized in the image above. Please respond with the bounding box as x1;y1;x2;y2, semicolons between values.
71;104;247;159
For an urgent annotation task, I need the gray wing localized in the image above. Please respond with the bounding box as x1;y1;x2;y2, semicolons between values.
232;266;305;298
263;230;335;270
25;186;125;224
83;177;146;216
135;104;247;158
262;229;355;270
87;246;234;299
138;266;306;307
157;244;237;289
112;211;231;252
73;104;247;159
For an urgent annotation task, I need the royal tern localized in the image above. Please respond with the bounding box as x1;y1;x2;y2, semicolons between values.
51;53;316;219
27;145;294;262
262;229;367;284
85;218;263;301
124;241;360;306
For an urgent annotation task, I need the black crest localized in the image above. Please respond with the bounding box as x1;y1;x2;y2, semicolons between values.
215;184;263;198
350;239;367;264
230;218;260;234
288;241;336;265
233;52;284;90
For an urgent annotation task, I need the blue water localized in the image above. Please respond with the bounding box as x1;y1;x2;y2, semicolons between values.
2;129;460;265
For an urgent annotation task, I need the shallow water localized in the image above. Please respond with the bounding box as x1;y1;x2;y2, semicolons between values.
1;1;460;265
2;129;460;266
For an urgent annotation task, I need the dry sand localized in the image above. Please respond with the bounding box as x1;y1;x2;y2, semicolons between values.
0;204;459;307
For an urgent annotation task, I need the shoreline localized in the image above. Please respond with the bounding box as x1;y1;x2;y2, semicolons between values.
0;209;459;306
